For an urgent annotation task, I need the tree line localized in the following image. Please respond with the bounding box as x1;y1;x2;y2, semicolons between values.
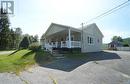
0;9;39;50
111;36;130;47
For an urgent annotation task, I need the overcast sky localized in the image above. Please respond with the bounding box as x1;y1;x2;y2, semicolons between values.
8;0;130;43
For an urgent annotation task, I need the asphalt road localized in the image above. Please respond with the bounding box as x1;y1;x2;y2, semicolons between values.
0;51;14;55
0;50;130;84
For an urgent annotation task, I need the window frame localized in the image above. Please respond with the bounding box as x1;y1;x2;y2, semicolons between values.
87;36;94;45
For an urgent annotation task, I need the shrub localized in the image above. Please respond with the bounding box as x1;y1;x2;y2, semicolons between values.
29;42;40;51
123;44;129;47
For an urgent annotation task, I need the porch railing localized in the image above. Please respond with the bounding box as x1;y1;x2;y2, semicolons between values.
61;41;68;48
45;43;52;53
45;41;81;50
71;41;81;48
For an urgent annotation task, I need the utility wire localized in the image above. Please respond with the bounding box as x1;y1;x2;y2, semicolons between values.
85;0;130;24
95;2;130;21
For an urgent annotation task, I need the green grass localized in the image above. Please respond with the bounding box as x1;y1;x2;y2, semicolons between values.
0;49;53;75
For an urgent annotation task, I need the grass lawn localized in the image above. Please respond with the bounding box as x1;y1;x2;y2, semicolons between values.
0;49;53;75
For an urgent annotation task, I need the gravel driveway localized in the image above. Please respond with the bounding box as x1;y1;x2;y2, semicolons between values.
0;50;130;84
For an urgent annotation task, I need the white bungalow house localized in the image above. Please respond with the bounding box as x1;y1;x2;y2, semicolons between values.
40;23;103;53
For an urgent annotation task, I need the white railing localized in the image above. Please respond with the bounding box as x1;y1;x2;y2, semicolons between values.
61;41;68;48
61;41;81;48
44;41;81;50
71;41;81;48
45;43;52;53
51;42;58;48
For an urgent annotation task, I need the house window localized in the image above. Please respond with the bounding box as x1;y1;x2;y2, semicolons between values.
66;35;74;41
88;36;94;44
71;36;74;41
88;37;89;43
97;39;99;43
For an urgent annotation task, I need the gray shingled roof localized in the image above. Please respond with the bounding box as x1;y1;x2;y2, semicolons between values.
108;41;123;47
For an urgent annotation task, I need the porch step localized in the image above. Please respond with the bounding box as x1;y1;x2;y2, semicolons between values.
55;56;65;59
52;50;60;54
52;49;70;54
52;53;64;57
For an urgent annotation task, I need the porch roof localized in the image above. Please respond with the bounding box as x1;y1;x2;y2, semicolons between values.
43;23;81;38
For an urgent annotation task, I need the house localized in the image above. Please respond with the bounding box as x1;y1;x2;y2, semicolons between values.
108;40;130;51
40;23;103;53
108;41;123;50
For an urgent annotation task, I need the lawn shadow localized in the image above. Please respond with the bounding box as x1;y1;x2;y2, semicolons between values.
8;49;20;56
34;51;53;65
35;51;121;72
21;51;34;59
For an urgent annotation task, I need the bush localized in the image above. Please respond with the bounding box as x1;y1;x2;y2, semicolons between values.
29;42;40;51
123;44;129;47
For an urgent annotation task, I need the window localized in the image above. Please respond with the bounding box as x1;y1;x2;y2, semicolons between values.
97;39;99;43
88;37;90;44
88;36;94;44
66;35;74;41
71;36;74;41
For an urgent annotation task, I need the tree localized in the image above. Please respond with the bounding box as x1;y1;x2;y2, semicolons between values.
28;35;35;44
19;36;30;49
9;29;15;48
0;10;10;50
14;28;22;48
112;36;123;42
123;38;130;47
28;35;39;44
34;34;39;42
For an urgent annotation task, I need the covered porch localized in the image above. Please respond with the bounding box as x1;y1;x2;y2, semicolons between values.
43;28;81;51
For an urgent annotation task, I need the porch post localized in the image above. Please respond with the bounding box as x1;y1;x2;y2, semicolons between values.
68;28;71;48
45;38;46;44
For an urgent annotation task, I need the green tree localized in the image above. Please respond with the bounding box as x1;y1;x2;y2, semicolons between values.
123;38;130;47
112;36;123;42
19;36;30;49
0;11;10;50
34;34;39;42
28;35;39;44
28;35;34;44
9;29;15;49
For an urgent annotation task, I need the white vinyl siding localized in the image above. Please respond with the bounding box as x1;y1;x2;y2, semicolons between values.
82;23;103;52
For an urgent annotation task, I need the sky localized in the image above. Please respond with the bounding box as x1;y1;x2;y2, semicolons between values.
2;0;130;43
